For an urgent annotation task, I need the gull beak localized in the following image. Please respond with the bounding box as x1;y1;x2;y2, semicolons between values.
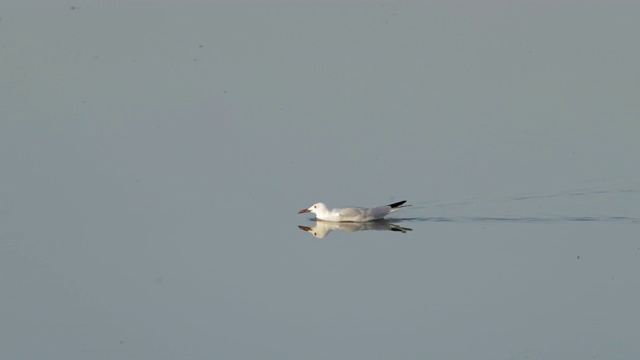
298;225;312;231
298;209;311;214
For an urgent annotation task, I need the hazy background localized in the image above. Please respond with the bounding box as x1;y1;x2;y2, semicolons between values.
1;1;639;359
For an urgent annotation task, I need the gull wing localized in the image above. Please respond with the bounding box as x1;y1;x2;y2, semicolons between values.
369;205;393;219
337;207;366;219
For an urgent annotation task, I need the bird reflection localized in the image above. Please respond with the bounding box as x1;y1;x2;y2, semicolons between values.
298;220;412;239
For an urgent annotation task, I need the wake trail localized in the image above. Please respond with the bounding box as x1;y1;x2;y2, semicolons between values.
403;181;640;223
410;181;639;209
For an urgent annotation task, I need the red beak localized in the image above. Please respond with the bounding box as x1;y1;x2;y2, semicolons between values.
298;225;312;231
298;209;311;214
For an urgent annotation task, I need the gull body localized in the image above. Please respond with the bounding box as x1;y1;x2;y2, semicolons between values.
298;200;408;222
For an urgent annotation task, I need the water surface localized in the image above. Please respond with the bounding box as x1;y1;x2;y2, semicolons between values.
1;2;639;359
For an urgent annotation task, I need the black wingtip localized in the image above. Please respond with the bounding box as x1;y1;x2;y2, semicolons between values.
388;200;407;208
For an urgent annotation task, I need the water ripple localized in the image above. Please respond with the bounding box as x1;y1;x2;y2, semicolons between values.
389;216;640;224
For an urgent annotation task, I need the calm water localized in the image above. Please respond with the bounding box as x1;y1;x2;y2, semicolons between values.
2;2;639;359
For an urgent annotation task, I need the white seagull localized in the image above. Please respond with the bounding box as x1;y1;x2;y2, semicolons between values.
298;200;409;222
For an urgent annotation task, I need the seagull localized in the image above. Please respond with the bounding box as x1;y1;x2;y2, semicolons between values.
298;200;409;222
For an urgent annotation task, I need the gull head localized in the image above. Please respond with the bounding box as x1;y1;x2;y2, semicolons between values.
298;202;328;215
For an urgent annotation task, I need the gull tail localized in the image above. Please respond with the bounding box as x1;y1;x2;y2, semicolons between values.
388;200;409;209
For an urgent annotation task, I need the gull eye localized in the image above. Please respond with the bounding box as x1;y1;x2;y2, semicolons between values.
313;205;316;208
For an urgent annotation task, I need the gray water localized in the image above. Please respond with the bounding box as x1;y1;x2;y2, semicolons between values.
2;2;639;359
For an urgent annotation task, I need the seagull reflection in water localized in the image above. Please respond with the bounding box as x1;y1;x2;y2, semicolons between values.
298;220;412;239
